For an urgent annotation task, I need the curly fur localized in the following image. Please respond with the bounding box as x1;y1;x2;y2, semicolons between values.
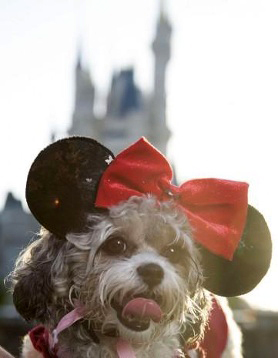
10;196;240;358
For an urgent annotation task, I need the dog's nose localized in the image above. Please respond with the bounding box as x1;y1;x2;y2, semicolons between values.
137;263;164;288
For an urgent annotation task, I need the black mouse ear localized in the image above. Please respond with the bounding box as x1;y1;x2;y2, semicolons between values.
26;137;114;237
201;205;272;296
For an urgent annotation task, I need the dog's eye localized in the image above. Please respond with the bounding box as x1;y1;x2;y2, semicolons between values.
162;245;184;264
102;237;127;255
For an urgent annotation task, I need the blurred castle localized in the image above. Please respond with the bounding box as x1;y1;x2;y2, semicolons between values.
68;10;172;155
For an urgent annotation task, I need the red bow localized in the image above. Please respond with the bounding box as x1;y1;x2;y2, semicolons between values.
95;138;248;260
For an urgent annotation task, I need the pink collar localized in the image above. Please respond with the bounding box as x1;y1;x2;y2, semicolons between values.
116;338;137;358
49;305;85;350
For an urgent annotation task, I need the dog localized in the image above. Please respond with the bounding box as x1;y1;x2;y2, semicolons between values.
9;137;272;358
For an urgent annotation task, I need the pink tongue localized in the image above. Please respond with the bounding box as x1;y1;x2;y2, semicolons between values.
122;298;162;323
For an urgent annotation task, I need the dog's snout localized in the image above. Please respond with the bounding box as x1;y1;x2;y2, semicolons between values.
137;263;164;288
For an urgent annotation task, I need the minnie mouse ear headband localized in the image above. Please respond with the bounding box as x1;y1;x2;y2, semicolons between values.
26;136;272;297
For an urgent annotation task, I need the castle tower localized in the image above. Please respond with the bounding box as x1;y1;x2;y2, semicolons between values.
151;1;172;154
68;4;172;155
68;56;99;139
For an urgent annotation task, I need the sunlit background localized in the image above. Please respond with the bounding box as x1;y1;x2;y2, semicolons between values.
0;0;277;312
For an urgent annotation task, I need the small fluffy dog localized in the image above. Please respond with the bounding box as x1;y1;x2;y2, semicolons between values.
10;137;271;358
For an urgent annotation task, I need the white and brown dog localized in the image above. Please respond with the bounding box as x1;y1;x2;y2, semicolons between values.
10;137;271;358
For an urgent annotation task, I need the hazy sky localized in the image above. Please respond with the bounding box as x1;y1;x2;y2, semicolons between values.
0;0;277;310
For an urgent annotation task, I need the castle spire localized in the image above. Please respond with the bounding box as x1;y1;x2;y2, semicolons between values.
159;0;166;20
150;0;172;154
68;50;96;138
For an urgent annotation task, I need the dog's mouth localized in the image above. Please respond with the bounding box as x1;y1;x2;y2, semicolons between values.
112;293;163;332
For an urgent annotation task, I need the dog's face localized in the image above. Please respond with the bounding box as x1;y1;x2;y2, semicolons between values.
66;196;206;342
12;196;209;345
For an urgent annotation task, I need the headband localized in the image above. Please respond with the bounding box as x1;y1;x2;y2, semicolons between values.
26;136;272;296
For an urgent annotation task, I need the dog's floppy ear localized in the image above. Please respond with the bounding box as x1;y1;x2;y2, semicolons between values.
26;137;114;237
200;205;272;297
13;260;53;322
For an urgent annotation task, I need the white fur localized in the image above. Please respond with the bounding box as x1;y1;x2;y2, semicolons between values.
21;336;43;358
